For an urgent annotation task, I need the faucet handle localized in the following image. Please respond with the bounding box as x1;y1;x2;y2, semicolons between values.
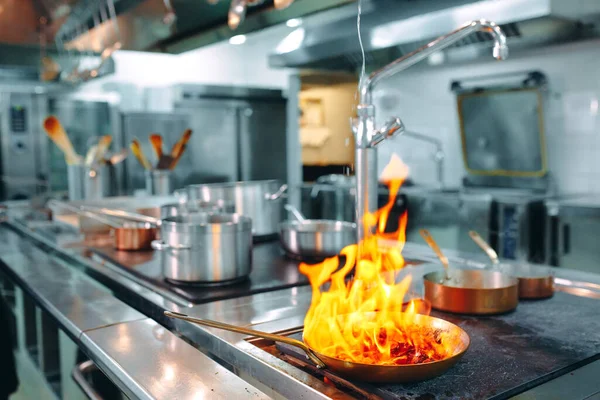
371;117;405;146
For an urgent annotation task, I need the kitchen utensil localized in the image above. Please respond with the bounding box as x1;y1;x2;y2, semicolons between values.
84;165;113;200
228;0;246;29
421;230;519;314
43;116;81;164
145;170;172;195
130;139;152;170
187;180;287;238
164;310;470;383
50;200;157;251
94;135;113;164
169;128;192;169
170;129;193;158
468;230;554;299
156;155;175;170
152;213;253;283
84;145;99;166
419;229;449;280
80;206;159;226
149;133;163;161
274;0;295;9
423;270;520;315
279;204;356;259
109;149;128;165
159;201;230;219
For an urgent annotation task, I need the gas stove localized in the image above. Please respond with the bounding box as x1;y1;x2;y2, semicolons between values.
89;241;308;304
245;291;599;399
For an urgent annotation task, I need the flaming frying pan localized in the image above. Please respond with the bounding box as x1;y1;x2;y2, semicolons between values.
165;311;470;383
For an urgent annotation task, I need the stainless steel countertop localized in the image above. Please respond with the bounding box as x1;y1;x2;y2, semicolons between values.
4;203;600;399
81;319;269;400
0;223;269;400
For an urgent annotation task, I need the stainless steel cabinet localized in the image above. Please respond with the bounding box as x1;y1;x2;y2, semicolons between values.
546;198;600;273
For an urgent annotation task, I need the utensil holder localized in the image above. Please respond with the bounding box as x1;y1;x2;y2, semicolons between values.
145;170;172;196
67;164;115;200
67;164;85;200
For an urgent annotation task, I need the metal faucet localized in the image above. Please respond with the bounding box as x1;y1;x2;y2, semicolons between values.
352;19;508;242
401;131;445;189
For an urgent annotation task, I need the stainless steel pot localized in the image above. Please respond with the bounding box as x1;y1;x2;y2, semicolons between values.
160;201;233;219
151;213;253;283
187;180;287;238
279;205;356;259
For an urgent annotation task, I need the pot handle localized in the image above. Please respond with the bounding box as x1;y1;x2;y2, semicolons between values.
265;184;288;201
151;240;191;250
164;311;326;368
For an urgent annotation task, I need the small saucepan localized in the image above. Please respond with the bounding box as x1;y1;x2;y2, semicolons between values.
420;229;519;314
468;231;555;299
279;204;356;260
49;200;157;251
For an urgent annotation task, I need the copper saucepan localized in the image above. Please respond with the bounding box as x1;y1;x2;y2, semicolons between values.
165;310;470;383
420;229;519;314
49;200;157;251
468;231;554;299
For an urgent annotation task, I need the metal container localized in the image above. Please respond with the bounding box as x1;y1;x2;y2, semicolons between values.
424;270;519;315
152;213;253;283
279;205;356;259
84;165;113;200
68;164;115;201
187;180;287;238
145;170;172;196
112;222;158;251
67;164;85;200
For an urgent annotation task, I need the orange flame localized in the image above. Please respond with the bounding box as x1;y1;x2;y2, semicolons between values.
300;155;455;366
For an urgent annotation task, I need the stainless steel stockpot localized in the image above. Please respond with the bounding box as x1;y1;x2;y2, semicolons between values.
187;180;287;238
159;201;234;219
152;213;253;283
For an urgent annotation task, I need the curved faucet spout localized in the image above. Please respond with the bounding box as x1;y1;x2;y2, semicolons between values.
359;19;508;106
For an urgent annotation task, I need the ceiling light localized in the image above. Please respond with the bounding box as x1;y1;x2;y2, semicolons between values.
286;18;302;28
229;34;247;45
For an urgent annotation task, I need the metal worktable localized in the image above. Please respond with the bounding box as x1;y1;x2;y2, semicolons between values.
0;222;270;399
2;205;600;399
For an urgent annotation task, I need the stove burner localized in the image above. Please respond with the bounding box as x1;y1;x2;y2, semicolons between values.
250;292;600;400
164;275;249;287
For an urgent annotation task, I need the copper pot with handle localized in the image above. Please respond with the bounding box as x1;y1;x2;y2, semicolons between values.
49;200;157;251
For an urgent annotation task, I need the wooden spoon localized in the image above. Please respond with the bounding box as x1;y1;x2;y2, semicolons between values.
149;133;163;164
130;139;152;170
94;135;113;165
169;129;193;170
43;116;80;164
170;129;192;159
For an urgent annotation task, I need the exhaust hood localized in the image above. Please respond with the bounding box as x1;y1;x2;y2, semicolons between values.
269;0;600;71
55;0;354;54
0;0;114;83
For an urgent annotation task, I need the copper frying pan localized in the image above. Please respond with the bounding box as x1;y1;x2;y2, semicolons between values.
165;310;470;383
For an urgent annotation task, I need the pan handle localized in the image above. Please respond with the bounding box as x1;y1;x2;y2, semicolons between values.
151;240;191;251
265;184;288;201
164;310;326;368
468;230;499;265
